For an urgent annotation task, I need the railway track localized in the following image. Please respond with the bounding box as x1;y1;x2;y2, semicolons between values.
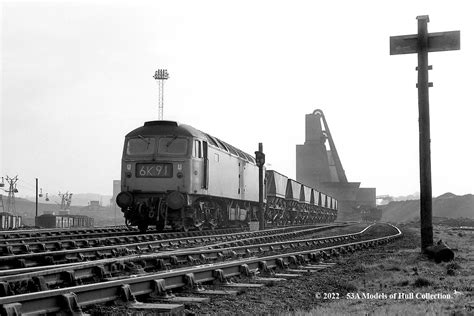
0;224;402;315
0;222;345;250
0;224;344;270
0;224;374;296
0;226;247;245
0;226;133;241
0;227;249;255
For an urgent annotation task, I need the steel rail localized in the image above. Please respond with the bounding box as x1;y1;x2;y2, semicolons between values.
0;227;248;255
1;223;343;253
0;226;133;240
0;224;344;270
0;228;175;244
0;221;347;241
0;224;402;315
0;224;375;296
0;224;349;278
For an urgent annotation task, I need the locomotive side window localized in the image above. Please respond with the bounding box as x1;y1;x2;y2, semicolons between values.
204;133;219;147
215;138;229;152
158;137;188;155
243;152;254;163
193;140;202;158
126;137;155;155
224;142;238;156
236;149;247;160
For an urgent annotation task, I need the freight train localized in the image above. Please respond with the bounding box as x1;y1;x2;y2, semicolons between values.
116;121;338;232
0;212;22;230
35;214;94;228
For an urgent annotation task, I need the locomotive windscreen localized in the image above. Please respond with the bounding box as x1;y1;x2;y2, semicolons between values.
126;137;155;155
158;137;188;155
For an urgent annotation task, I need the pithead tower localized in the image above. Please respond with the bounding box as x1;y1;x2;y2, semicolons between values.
296;109;376;220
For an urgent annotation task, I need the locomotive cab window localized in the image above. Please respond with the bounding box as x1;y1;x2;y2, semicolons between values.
126;137;155;155
193;140;202;158
158;137;188;155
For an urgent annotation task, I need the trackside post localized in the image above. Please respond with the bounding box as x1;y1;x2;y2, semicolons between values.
255;143;265;230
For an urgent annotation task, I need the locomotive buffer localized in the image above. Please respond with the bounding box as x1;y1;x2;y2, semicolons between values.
390;15;460;250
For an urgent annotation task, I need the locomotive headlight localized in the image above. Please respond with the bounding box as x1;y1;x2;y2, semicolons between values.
177;172;184;179
116;192;133;208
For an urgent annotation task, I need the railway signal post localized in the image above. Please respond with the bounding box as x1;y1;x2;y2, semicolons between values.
390;15;460;250
255;143;265;230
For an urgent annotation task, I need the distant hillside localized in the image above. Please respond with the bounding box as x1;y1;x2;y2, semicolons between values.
23;193;113;207
381;193;473;223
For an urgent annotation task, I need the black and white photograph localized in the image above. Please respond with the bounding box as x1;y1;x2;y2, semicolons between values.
1;0;473;315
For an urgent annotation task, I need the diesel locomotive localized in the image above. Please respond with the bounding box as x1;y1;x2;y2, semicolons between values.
116;120;337;232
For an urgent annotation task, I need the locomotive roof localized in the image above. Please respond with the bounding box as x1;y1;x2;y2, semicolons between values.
126;121;204;138
126;121;256;163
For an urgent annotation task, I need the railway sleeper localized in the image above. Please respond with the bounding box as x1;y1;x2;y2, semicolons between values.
309;252;322;263
276;257;289;270
184;272;200;290
94;250;108;259
118;284;138;304
169;256;180;266
65;254;81;264
77;240;90;248
153;259;168;271
0;302;22;316
91;265;112;282
125;262;146;274
239;264;253;277
244;249;255;257
31;276;48;292
36;243;46;252
150;279;174;299
119;287;186;315
14;258;26;269
0;281;12;297
199;254;211;263
60;270;78;287
296;254;307;264
109;261;126;275
212;269;230;285
135;246;147;254
67;241;78;249
53;242;63;251
258;260;273;276
186;255;198;265
1;246;13;256
288;255;300;268
20;244;32;254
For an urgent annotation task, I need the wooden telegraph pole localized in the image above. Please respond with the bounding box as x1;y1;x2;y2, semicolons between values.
390;16;460;250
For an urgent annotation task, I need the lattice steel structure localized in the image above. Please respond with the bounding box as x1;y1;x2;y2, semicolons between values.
153;69;170;120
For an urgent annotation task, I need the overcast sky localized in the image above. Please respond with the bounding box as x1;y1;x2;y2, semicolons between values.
1;0;473;200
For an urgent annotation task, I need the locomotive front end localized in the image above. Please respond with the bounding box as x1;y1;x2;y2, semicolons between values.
116;121;193;232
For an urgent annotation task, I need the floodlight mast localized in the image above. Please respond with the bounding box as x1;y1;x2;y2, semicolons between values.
153;69;170;120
